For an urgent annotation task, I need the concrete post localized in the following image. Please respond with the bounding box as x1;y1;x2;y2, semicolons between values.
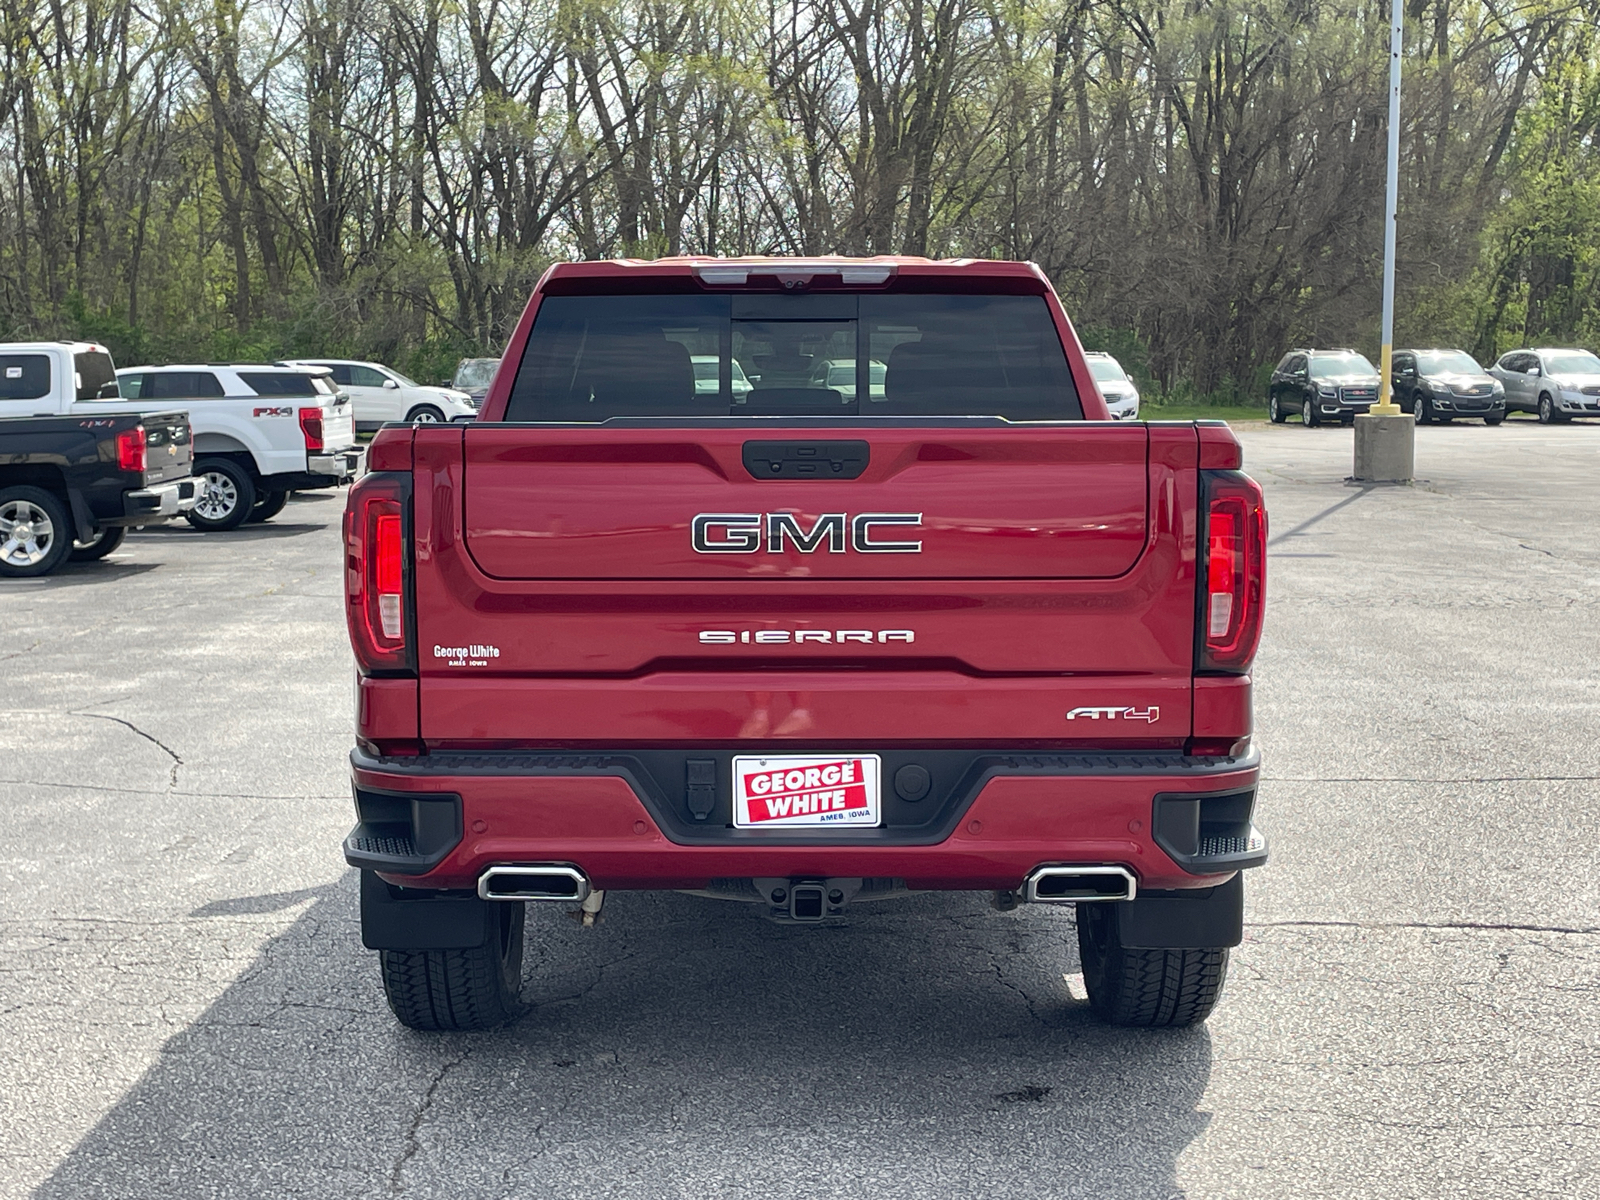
1353;412;1414;483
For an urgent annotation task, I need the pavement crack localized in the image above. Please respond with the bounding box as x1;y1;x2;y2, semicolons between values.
390;1049;470;1193
68;710;183;788
0;776;346;802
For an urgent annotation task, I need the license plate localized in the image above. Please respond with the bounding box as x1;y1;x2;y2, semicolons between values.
732;754;881;828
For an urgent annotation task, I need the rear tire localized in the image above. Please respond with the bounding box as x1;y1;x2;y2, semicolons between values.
187;458;257;531
1077;904;1229;1028
379;902;525;1031
0;486;73;578
247;490;289;523
1484;414;1503;426
1269;393;1286;423
69;525;128;562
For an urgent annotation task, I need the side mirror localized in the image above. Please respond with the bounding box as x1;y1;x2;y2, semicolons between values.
382;378;399;389
1528;365;1541;377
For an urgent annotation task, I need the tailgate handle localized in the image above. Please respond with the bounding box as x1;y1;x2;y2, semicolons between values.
742;440;869;480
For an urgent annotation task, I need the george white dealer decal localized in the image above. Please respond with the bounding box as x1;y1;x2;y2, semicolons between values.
1066;706;1160;722
434;643;501;667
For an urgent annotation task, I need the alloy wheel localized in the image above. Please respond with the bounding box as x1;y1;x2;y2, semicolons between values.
195;470;240;521
0;499;57;568
1302;398;1313;425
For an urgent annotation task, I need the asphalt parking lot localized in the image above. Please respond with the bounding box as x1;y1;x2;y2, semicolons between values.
2;418;1597;1199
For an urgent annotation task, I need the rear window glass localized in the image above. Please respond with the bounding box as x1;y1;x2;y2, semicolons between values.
0;354;51;400
145;371;225;399
74;351;119;400
240;372;328;397
504;293;1081;421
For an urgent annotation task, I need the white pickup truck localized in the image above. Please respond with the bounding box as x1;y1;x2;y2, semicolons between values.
115;361;361;530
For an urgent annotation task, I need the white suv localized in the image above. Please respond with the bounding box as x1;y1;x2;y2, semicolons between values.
1084;352;1141;420
284;359;477;430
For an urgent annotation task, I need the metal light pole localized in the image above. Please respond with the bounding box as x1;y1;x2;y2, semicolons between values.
1354;0;1414;480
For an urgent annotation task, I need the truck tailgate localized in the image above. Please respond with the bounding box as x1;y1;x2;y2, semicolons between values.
321;395;356;451
137;409;193;485
461;424;1147;580
411;423;1201;746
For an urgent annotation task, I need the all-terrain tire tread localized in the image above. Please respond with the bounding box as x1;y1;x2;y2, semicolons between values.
379;941;519;1031
1079;910;1230;1028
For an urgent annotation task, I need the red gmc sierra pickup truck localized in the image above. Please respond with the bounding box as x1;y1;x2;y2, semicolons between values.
342;257;1267;1032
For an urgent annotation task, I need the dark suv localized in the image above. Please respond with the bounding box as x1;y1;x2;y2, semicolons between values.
1392;349;1504;425
1268;349;1381;426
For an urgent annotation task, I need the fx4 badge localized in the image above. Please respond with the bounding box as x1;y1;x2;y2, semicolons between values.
1066;706;1160;722
692;512;922;554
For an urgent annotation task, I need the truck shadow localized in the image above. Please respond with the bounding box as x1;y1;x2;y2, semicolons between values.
34;878;1214;1199
0;561;161;588
126;521;331;541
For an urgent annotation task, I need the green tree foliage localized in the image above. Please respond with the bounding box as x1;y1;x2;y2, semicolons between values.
0;0;1596;394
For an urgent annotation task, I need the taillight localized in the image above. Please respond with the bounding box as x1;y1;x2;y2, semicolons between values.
116;427;147;473
299;407;325;452
345;472;414;674
1198;471;1267;673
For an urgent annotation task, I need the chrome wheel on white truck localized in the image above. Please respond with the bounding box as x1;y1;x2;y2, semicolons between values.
187;459;257;532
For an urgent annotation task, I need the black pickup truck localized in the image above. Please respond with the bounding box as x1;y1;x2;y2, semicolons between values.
0;411;196;577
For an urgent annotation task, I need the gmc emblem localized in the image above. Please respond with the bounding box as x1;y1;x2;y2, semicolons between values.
692;512;922;554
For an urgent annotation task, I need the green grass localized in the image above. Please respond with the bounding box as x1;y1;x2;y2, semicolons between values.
1139;404;1270;423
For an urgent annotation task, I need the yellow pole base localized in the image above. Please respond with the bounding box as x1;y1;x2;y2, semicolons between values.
1367;402;1403;416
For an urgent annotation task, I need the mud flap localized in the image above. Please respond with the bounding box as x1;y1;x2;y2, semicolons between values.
1111;873;1244;949
359;869;501;951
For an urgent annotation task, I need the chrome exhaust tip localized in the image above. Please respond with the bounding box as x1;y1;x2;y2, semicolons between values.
478;864;591;903
1023;865;1137;903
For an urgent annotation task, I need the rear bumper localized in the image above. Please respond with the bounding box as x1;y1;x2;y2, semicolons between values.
307;448;363;479
346;746;1265;894
268;448;364;490
109;476;198;524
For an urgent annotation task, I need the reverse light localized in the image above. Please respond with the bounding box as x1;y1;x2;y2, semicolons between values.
1199;472;1267;673
299;407;325;452
115;426;147;473
344;472;414;675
